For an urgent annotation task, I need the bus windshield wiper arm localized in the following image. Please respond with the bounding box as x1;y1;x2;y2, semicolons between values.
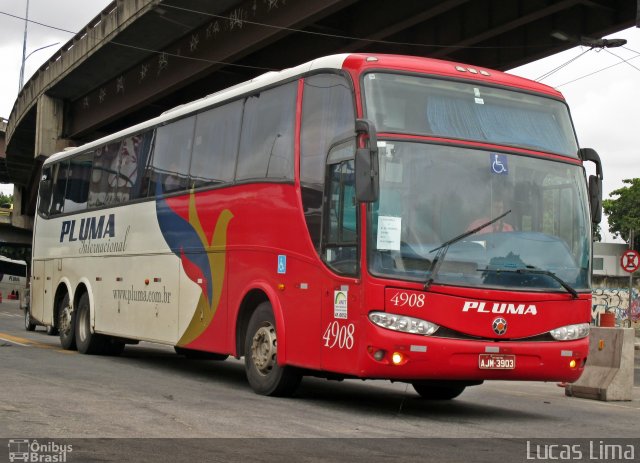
424;210;511;290
480;266;579;299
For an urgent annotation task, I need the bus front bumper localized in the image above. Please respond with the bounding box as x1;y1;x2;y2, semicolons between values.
357;324;589;383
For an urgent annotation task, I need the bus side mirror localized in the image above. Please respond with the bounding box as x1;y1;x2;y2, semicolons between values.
579;148;603;224
588;175;602;224
355;119;379;203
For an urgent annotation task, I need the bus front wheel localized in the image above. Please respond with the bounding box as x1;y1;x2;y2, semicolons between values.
412;381;467;400
24;309;35;331
244;302;301;397
58;294;76;350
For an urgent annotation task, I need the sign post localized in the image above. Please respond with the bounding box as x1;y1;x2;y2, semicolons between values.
620;230;638;326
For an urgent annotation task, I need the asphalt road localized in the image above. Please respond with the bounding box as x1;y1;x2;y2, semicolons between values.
1;299;639;462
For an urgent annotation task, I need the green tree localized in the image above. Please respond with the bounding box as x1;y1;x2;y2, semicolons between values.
592;223;602;242
0;192;13;207
602;178;640;250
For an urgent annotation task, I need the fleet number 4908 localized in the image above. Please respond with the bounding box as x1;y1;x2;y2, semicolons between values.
389;291;425;308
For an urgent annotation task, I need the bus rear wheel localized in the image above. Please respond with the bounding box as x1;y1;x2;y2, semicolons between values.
75;292;105;355
412;381;467;400
24;309;36;331
58;293;76;350
244;302;301;397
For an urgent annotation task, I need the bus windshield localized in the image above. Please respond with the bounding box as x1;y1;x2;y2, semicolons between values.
363;72;579;158
368;142;591;292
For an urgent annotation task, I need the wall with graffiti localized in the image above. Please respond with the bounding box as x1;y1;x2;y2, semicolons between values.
591;287;640;328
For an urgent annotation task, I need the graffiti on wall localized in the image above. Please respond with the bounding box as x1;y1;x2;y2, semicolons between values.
591;288;640;327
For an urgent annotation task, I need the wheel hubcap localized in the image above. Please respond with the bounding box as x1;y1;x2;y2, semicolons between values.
251;323;277;375
59;304;72;338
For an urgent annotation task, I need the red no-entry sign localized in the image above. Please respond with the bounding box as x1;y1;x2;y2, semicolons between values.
620;249;640;273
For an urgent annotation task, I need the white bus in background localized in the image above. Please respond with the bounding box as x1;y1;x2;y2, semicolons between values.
0;255;28;306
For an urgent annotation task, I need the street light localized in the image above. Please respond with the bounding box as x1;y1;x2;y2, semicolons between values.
19;42;61;90
551;31;627;49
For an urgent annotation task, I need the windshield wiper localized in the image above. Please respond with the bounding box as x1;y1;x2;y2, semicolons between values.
424;210;511;290
479;266;579;299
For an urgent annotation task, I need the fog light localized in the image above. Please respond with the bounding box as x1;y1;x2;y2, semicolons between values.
373;350;385;361
391;352;404;365
569;359;577;369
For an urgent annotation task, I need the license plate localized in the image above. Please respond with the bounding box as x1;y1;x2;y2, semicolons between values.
479;354;515;370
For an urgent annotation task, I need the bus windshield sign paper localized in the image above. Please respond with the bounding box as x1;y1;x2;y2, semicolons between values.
377;216;401;251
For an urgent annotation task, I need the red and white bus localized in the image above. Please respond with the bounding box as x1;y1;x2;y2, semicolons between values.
29;54;603;398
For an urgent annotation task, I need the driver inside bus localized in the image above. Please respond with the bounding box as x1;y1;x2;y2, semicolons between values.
467;196;514;235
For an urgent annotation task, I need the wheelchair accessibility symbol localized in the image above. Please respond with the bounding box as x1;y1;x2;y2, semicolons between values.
491;153;508;175
277;255;287;274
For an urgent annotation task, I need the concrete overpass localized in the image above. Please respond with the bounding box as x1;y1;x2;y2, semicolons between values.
4;0;639;229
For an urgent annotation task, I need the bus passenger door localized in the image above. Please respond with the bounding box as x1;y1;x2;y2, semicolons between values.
42;260;55;325
320;157;361;374
30;260;45;323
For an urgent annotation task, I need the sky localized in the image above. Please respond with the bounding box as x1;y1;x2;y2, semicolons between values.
0;1;638;242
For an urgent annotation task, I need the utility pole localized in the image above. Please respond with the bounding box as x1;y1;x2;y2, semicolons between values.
629;228;635;326
19;0;30;91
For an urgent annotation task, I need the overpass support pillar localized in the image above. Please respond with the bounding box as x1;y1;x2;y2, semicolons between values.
35;94;72;157
11;95;75;230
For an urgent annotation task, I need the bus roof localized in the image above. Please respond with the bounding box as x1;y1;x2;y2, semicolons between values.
0;255;27;266
44;53;563;165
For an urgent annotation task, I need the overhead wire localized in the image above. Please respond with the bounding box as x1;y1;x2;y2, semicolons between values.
604;48;640;73
3;8;639;86
534;47;592;81
160;3;551;50
555;53;640;88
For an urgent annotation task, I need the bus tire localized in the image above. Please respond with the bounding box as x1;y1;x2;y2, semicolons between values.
75;292;106;355
244;302;301;397
24;309;36;331
58;293;76;350
412;381;466;400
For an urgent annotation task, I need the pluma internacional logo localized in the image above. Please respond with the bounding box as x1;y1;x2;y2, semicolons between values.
462;301;538;315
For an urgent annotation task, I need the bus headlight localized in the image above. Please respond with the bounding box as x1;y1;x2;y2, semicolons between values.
369;311;439;336
550;323;590;341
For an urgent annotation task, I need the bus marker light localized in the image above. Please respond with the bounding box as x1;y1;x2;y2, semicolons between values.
598;339;605;350
144;279;150;285
391;352;406;365
569;359;577;369
154;277;161;283
277;284;285;291
116;277;123;282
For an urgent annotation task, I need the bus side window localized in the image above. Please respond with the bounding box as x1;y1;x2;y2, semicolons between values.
300;73;355;252
236;82;296;181
50;160;70;216
190;100;242;188
324;158;358;276
65;151;93;213
148;117;194;195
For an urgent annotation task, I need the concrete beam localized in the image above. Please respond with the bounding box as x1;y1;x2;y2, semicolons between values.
565;327;635;401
